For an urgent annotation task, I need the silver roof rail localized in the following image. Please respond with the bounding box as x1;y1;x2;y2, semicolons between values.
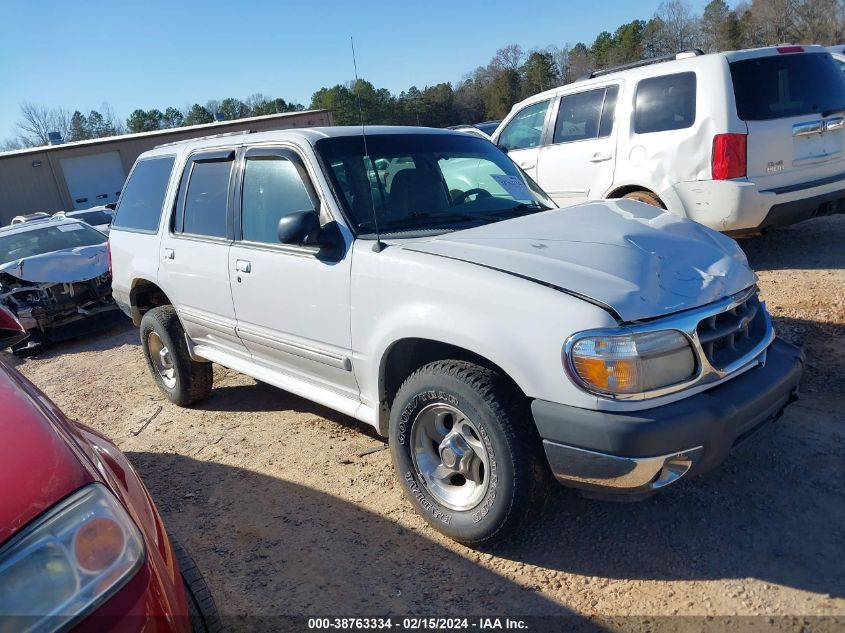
579;49;704;81
154;129;253;149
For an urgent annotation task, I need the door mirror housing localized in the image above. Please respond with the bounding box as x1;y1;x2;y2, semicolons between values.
278;210;320;245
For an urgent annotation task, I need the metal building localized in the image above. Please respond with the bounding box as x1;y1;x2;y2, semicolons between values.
0;109;333;223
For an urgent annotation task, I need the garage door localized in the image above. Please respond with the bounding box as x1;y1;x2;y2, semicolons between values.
60;151;126;210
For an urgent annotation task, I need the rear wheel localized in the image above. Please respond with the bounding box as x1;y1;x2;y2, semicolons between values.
140;306;212;406
169;533;222;633
622;190;664;208
389;360;549;546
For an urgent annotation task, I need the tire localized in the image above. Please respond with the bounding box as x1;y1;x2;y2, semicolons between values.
389;360;549;546
169;533;222;633
140;306;212;406
622;190;665;208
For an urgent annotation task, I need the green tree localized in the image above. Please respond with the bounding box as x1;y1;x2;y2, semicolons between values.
521;51;560;98
68;111;89;141
86;110;117;137
311;84;357;125
591;31;615;69
218;98;249;121
701;0;743;51
484;68;522;119
126;109;163;133
161;107;184;128
183;104;214;126
613;20;646;63
453;70;487;123
564;43;593;82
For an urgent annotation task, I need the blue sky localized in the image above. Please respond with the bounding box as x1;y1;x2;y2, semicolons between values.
1;0;709;140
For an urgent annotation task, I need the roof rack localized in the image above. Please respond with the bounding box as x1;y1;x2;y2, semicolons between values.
579;49;704;81
155;129;253;149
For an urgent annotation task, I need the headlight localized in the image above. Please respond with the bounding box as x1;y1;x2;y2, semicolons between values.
567;330;696;396
0;484;144;631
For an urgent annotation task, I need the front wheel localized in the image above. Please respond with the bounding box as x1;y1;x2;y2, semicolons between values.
389;360;549;545
140;306;212;406
169;533;222;633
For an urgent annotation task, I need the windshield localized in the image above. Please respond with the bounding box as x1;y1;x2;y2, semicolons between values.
315;133;554;235
0;223;107;265
730;52;845;121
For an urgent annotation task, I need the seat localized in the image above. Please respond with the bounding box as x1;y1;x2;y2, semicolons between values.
387;169;450;221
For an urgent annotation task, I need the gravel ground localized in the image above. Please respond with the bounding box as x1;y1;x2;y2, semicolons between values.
9;215;845;625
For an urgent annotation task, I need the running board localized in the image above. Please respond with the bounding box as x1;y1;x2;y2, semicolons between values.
192;344;378;429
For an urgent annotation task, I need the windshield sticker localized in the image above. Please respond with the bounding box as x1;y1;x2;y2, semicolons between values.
490;174;531;200
57;224;85;232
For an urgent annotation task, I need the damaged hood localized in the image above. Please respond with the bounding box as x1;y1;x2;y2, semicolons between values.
0;244;109;284
401;199;757;322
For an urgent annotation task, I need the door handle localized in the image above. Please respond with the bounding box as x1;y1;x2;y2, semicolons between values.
164;248;174;260
235;259;252;273
589;153;613;163
519;161;535;169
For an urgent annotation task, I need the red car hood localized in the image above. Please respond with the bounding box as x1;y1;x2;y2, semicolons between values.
0;359;93;545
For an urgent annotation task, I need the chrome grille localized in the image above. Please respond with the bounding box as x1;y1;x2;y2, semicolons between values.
696;291;767;369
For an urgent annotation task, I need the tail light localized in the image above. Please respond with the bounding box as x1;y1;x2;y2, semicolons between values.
776;46;804;54
712;133;747;180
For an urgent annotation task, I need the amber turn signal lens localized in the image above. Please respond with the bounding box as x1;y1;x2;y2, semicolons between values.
74;517;125;572
572;356;638;391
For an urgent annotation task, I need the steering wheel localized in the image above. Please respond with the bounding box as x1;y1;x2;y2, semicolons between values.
452;188;493;204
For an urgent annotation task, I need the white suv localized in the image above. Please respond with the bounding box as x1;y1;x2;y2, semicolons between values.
109;126;803;545
492;45;845;234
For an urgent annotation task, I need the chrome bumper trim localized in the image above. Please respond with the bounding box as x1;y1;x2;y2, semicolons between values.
542;440;703;492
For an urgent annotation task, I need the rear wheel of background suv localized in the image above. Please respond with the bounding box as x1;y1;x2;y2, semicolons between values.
622;190;664;208
389;360;549;546
140;306;212;406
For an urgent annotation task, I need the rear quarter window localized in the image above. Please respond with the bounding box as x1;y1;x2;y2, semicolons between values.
634;72;697;134
112;156;175;232
730;52;845;121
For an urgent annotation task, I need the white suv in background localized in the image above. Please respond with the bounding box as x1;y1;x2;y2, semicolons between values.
492;45;845;234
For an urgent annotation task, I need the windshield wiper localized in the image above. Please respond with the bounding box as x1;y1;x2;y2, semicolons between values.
822;106;845;117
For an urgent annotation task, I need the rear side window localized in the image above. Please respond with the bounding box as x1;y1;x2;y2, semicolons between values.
177;152;234;238
730;53;845;121
112;156;175;232
241;155;316;244
553;85;620;144
497;100;551;151
634;72;697;134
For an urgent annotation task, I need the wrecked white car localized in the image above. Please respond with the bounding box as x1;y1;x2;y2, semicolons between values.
0;217;121;353
110;127;804;546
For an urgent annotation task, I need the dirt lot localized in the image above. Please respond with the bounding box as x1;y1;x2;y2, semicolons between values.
9;215;845;624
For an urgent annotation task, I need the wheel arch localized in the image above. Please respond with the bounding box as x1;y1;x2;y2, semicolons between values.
376;337;527;436
606;184;663;203
129;278;173;326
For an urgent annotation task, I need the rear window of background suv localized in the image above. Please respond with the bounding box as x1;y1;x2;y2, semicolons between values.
112;156;175;232
730;53;845;121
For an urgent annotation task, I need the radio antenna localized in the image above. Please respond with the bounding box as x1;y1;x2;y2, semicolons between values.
351;36;384;252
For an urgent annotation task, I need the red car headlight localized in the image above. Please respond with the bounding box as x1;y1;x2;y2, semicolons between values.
0;483;144;630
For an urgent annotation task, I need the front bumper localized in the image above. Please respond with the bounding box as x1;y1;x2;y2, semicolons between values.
534;338;804;500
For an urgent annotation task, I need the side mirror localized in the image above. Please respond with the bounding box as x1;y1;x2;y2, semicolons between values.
278;210;320;245
105;202;117;210
0;306;28;351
